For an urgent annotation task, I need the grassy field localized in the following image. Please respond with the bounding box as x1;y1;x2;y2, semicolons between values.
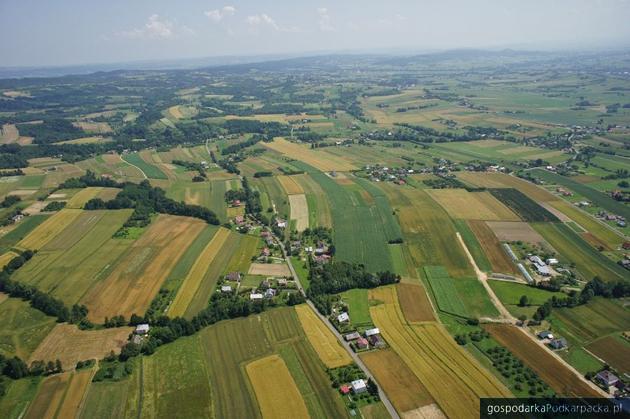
531;169;630;219
380;184;474;278
0;296;57;359
168;227;229;317
297;164;398;272
369;286;511;418
81;215;204;322
246;355;310;419
424;266;469;318
294;172;333;228
485;324;602;397
0;214;50;252
586;335;630;374
454;220;492;272
16;209;83;250
13;210;133;306
121;153;168;180
295;304;352;368
533;222;628;282
289;193;309;231
339;288;372;328
0;377;42;419
488;280;564;318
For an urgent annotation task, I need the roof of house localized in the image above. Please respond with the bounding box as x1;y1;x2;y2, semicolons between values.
345;332;360;340
340;385;351;394
221;285;232;292
250;293;263;300
356;337;369;346
337;312;350;322
135;324;150;333
365;328;380;337
351;379;367;390
596;370;620;384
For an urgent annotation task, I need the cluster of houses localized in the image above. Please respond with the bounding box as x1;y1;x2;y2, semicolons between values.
130;323;150;345
290;237;332;265
537;330;567;350
596;210;627;228
342;324;386;351
364;165;415;185
527;255;558;278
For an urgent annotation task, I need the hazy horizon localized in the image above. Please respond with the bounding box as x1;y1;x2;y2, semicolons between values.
2;0;630;68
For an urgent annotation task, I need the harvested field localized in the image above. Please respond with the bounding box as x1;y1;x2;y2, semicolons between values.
427;189;519;221
485;324;602;397
168;228;230;317
246;355;309;419
65;187;103;208
402;404;446;419
457;172;558;202
295;304;352;368
248;262;291;277
55;368;94;419
22;201;48;215
74;121;112;133
361;349;435;413
263;138;357;171
277;175;304;194
24;372;71;419
16;209;82;250
586;336;630;374
468;220;519;275
1;124;19;143
29;323;132;369
369;286;511;418
486;221;545;243
81;215;204;322
0;251;17;269
289;193;309;231
396;283;435;322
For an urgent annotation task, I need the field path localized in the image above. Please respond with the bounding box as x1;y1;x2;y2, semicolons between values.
119;154;147;179
456;233;608;397
279;236;400;419
456;232;513;321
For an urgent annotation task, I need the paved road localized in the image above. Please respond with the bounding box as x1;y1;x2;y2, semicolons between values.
277;238;400;419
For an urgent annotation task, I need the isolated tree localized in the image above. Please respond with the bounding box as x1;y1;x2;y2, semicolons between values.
518;295;529;307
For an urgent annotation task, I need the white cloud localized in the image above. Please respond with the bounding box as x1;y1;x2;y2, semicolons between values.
117;14;191;40
246;13;299;32
205;6;236;22
317;7;334;32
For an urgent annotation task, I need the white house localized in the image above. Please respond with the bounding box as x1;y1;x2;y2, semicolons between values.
337;312;350;323
365;328;380;337
135;324;150;335
221;285;232;293
351;379;367;394
546;258;559;265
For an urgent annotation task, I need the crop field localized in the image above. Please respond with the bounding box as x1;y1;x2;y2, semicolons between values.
81;215;204;322
295;304;352;368
484;324;602;397
550;298;630;344
0;377;41;419
54;368;94;419
224;233;259;274
263;138;357;171
381;184;474;278
360;349;435;415
248;262;291;276
16;208;82;250
289;193;309;231
485;221;545;243
65;187;119;209
277;174;305;194
396;283;435;322
454;220;492;273
298;164;399;272
246;355;310;419
533;222;627;282
255;175;290;220
586;336;630;374
426;189;519;221
369;286;511;418
121;152;168;180
0;296;57;359
531;169;630;220
168;227;229;317
23;372;71;419
489;188;559;222
13;209;134;305
424;266;468;317
29;323;132;369
0;251;17;269
467;220;519;275
457;172;558;202
549;200;623;249
0;215;49;252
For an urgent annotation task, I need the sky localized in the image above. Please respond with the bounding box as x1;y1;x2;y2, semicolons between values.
1;0;630;67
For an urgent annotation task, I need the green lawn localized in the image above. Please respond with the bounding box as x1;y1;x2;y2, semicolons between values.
454;220;492;272
340;288;372;327
122;153;168;180
488;280;565;318
0;297;57;360
424;266;469;318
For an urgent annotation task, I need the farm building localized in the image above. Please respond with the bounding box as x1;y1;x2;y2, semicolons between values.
596;371;620;387
546;258;559;265
264;288;276;299
351;379;367;394
226;272;241;282
356;337;369;350
517;263;534;284
537;331;553;340
365;328;380;337
221;285;232;293
549;338;567;350
368;334;386;348
135;324;150;335
535;263;551;276
529;255;545;265
337;312;350;323
345;332;360;341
